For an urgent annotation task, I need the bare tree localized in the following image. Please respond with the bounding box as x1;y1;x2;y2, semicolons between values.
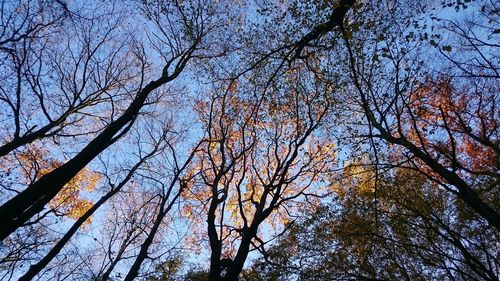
17;131;164;280
0;0;127;157
0;0;210;240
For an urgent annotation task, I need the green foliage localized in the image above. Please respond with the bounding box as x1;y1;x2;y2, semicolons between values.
148;256;183;281
183;269;209;281
252;169;499;280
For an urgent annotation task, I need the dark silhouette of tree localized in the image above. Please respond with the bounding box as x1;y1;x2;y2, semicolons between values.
182;70;335;280
254;168;499;280
0;0;209;240
18;133;164;280
271;0;498;229
0;0;498;280
336;1;499;229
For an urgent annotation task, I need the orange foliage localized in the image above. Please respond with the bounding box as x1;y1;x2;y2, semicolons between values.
401;78;498;177
17;145;100;223
182;85;335;254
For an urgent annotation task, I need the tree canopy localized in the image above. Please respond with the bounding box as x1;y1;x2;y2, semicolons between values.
0;0;498;280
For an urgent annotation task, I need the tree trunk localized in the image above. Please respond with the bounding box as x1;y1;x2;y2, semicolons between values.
0;68;184;240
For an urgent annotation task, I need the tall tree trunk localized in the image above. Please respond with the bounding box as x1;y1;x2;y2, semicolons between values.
18;190;115;281
338;24;500;231
222;229;256;281
122;208;165;281
0;57;191;240
123;166;191;281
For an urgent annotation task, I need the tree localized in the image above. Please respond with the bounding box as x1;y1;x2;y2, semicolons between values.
147;255;183;281
182;64;336;280
335;0;500;229
265;0;499;228
122;140;201;281
0;0;70;156
1;0;498;280
254;167;499;280
0;0;209;240
17;131;164;280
